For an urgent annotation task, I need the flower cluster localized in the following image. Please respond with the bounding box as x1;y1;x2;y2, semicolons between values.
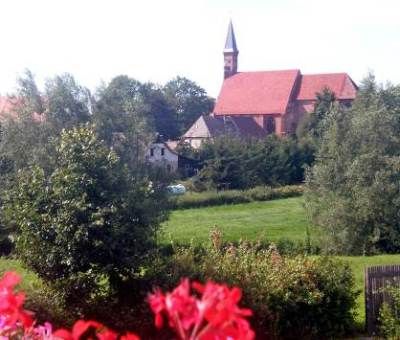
148;279;255;340
0;271;254;340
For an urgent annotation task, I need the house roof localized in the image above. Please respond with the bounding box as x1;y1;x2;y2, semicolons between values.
213;70;301;115
296;73;358;100
183;115;267;139
0;96;45;122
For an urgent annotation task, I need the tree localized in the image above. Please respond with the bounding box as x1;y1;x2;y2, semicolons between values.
197;134;313;190
305;74;400;254
297;87;337;147
44;73;91;131
2;125;169;302
163;76;214;136
93;75;154;169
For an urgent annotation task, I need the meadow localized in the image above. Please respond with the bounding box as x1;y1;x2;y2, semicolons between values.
2;195;400;331
160;195;400;327
160;196;313;245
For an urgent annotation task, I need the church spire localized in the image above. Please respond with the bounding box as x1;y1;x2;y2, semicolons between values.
224;20;238;53
223;20;239;79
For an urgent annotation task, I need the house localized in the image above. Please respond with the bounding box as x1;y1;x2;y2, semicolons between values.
146;141;179;173
183;20;358;148
146;139;200;176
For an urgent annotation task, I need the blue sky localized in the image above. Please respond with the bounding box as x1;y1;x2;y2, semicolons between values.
1;0;399;97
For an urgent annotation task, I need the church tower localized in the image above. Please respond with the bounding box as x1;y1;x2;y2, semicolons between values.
223;20;239;79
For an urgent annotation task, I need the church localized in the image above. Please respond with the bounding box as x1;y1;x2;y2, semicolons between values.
182;21;358;148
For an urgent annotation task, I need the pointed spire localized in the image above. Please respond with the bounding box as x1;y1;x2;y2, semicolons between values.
224;20;238;53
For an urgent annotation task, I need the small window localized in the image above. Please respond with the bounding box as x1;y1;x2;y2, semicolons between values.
161;148;165;156
150;148;154;157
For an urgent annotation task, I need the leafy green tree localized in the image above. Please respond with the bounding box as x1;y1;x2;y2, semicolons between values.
297;88;337;147
197;135;312;190
44;73;91;131
2;125;169;302
139;82;178;139
93;75;154;169
305;74;400;254
163;76;214;135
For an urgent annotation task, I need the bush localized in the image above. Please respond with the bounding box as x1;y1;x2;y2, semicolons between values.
173;185;304;209
197;135;314;190
2;125;169;306
379;286;400;338
157;240;358;339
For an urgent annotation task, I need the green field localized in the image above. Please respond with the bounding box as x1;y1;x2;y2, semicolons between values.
160;196;313;245
2;196;400;330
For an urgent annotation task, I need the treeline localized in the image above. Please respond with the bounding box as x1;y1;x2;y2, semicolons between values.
187;134;314;190
0;71;213;181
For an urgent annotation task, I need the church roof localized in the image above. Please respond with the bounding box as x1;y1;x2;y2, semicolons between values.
224;20;238;53
213;70;358;116
297;73;358;100
214;70;301;115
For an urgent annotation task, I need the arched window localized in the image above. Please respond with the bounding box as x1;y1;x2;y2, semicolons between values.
266;117;276;134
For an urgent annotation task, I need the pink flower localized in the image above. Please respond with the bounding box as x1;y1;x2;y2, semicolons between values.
148;279;255;340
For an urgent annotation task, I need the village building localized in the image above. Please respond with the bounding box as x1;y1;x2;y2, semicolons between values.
183;21;358;148
146;138;200;176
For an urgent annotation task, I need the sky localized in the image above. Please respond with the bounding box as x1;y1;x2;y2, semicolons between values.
0;0;399;98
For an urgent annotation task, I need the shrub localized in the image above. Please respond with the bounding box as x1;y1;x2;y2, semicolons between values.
158;241;358;338
379;286;400;338
173;185;304;209
2;125;169;306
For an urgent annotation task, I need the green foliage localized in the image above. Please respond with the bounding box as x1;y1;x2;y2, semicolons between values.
297;87;337;145
198;134;313;190
163;76;214;136
44;73;91;131
379;286;400;338
2;125;169;305
173;184;304;209
157;241;358;338
306;74;400;254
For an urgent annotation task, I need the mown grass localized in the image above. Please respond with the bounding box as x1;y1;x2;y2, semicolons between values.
160;196;314;245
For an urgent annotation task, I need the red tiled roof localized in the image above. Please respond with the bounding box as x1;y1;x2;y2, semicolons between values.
297;73;357;100
214;70;300;115
0;96;45;122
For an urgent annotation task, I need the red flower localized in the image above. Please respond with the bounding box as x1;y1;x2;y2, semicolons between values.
148;279;255;340
0;271;34;333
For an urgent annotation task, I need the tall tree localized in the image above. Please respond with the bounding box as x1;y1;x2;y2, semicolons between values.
93;75;154;169
45;73;91;131
163;76;214;135
305;74;400;254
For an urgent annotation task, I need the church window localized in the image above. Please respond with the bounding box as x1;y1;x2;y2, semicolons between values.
266;117;276;134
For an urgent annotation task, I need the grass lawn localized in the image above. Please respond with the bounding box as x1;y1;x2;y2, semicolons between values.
160;196;313;245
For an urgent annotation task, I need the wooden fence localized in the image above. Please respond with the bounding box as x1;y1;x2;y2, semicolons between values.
365;265;400;335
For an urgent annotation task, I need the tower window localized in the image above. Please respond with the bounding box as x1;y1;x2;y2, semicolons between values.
161;148;165;156
150;148;154;157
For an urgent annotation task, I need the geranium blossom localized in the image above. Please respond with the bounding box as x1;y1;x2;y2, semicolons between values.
0;271;254;340
148;279;255;340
